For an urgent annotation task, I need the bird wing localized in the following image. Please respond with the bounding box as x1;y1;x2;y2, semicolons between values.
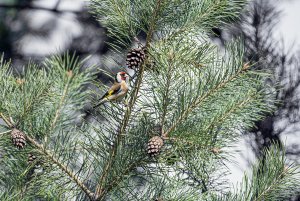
100;82;121;100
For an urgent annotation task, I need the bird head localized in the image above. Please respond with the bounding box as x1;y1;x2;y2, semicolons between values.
115;71;129;83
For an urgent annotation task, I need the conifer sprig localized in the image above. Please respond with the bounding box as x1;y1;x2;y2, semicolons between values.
0;54;96;199
217;145;300;201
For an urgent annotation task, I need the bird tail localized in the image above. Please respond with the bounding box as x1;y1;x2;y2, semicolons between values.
83;98;107;120
93;98;107;109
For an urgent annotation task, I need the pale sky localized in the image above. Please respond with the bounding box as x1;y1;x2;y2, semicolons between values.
277;0;300;51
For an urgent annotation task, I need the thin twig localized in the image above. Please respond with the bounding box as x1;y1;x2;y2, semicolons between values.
160;58;174;135
46;75;71;145
205;95;254;134
163;65;248;138
0;113;14;128
0;130;12;136
51;75;72;128
26;136;95;200
252;170;287;201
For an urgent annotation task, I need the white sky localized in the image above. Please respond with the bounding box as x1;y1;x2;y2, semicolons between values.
276;0;300;51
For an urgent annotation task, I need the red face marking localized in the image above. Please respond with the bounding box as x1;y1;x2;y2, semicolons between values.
119;72;127;80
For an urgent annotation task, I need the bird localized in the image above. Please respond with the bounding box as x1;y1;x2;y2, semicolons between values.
93;71;130;108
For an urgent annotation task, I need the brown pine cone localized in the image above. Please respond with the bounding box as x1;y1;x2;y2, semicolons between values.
126;47;146;70
147;136;164;157
11;128;26;149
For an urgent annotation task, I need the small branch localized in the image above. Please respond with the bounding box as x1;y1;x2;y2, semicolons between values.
0;130;12;136
181;169;208;192
0;113;94;200
50;76;71;131
164;137;222;154
160;58;174;135
100;159;142;198
26;136;95;200
205;95;254;133
19;82;52;130
144;0;162;47
45;74;71;146
163;65;248;138
0;112;14;128
252;170;287;201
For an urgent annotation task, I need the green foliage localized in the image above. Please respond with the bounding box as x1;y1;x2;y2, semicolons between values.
90;0;245;49
0;0;299;201
0;53;95;199
219;145;300;201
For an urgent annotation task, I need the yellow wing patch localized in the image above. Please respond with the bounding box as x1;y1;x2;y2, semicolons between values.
104;89;116;98
107;90;114;96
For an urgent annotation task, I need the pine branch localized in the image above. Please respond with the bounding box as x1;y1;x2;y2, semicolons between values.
0;113;14;128
0;130;11;136
46;74;72;145
250;165;296;201
27;137;95;200
19;84;51;128
3;1;298;199
252;173;284;201
159;0;245;41
160;58;174;135
204;92;256;135
163;64;248;138
0;113;94;200
99;159;143;198
220;146;300;201
93;1;162;200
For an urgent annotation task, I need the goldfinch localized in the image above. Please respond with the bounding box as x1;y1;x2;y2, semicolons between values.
93;71;129;108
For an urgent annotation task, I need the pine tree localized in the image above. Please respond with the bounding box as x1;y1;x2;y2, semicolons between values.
0;1;299;200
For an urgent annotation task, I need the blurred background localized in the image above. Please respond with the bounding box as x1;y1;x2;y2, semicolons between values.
0;0;300;200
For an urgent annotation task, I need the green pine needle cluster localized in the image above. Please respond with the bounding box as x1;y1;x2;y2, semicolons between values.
0;0;299;200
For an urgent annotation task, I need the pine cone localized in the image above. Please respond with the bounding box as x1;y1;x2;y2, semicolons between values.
147;136;164;157
11;128;26;149
126;47;146;70
28;153;37;164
